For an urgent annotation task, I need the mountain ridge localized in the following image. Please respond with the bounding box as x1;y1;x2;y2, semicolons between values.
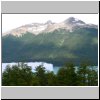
3;17;98;37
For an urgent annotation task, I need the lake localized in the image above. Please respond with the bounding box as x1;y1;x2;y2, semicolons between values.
2;62;98;74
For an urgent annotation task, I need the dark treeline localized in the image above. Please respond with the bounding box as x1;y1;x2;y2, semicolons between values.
2;61;98;86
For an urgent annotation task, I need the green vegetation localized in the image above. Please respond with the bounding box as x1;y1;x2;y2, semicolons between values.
2;62;98;86
2;28;98;65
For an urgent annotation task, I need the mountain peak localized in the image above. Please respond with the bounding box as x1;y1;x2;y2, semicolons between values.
64;17;85;25
45;20;53;25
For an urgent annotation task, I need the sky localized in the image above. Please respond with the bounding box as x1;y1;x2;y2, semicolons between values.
2;14;99;33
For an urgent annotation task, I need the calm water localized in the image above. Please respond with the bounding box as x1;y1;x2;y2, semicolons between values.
2;62;98;74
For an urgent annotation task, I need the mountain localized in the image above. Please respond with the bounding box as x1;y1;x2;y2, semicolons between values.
3;17;97;36
2;17;98;66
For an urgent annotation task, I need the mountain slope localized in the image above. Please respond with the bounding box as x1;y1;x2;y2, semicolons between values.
2;17;98;66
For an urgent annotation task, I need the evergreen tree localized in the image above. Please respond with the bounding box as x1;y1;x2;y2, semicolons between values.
57;62;78;86
46;71;57;86
2;62;33;86
77;61;90;86
87;66;98;86
64;62;78;86
57;67;67;86
35;65;47;86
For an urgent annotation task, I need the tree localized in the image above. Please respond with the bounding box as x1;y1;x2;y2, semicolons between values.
2;65;12;85
57;67;67;86
2;62;33;86
87;66;98;86
64;62;78;86
77;60;91;86
32;73;40;86
57;62;78;86
19;62;33;85
46;71;57;86
35;65;47;86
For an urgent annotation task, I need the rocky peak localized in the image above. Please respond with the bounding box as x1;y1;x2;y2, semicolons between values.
64;17;85;25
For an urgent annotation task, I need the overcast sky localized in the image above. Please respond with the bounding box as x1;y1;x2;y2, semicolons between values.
2;14;99;33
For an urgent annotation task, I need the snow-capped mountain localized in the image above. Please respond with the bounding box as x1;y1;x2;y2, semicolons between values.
2;17;98;37
2;17;98;65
